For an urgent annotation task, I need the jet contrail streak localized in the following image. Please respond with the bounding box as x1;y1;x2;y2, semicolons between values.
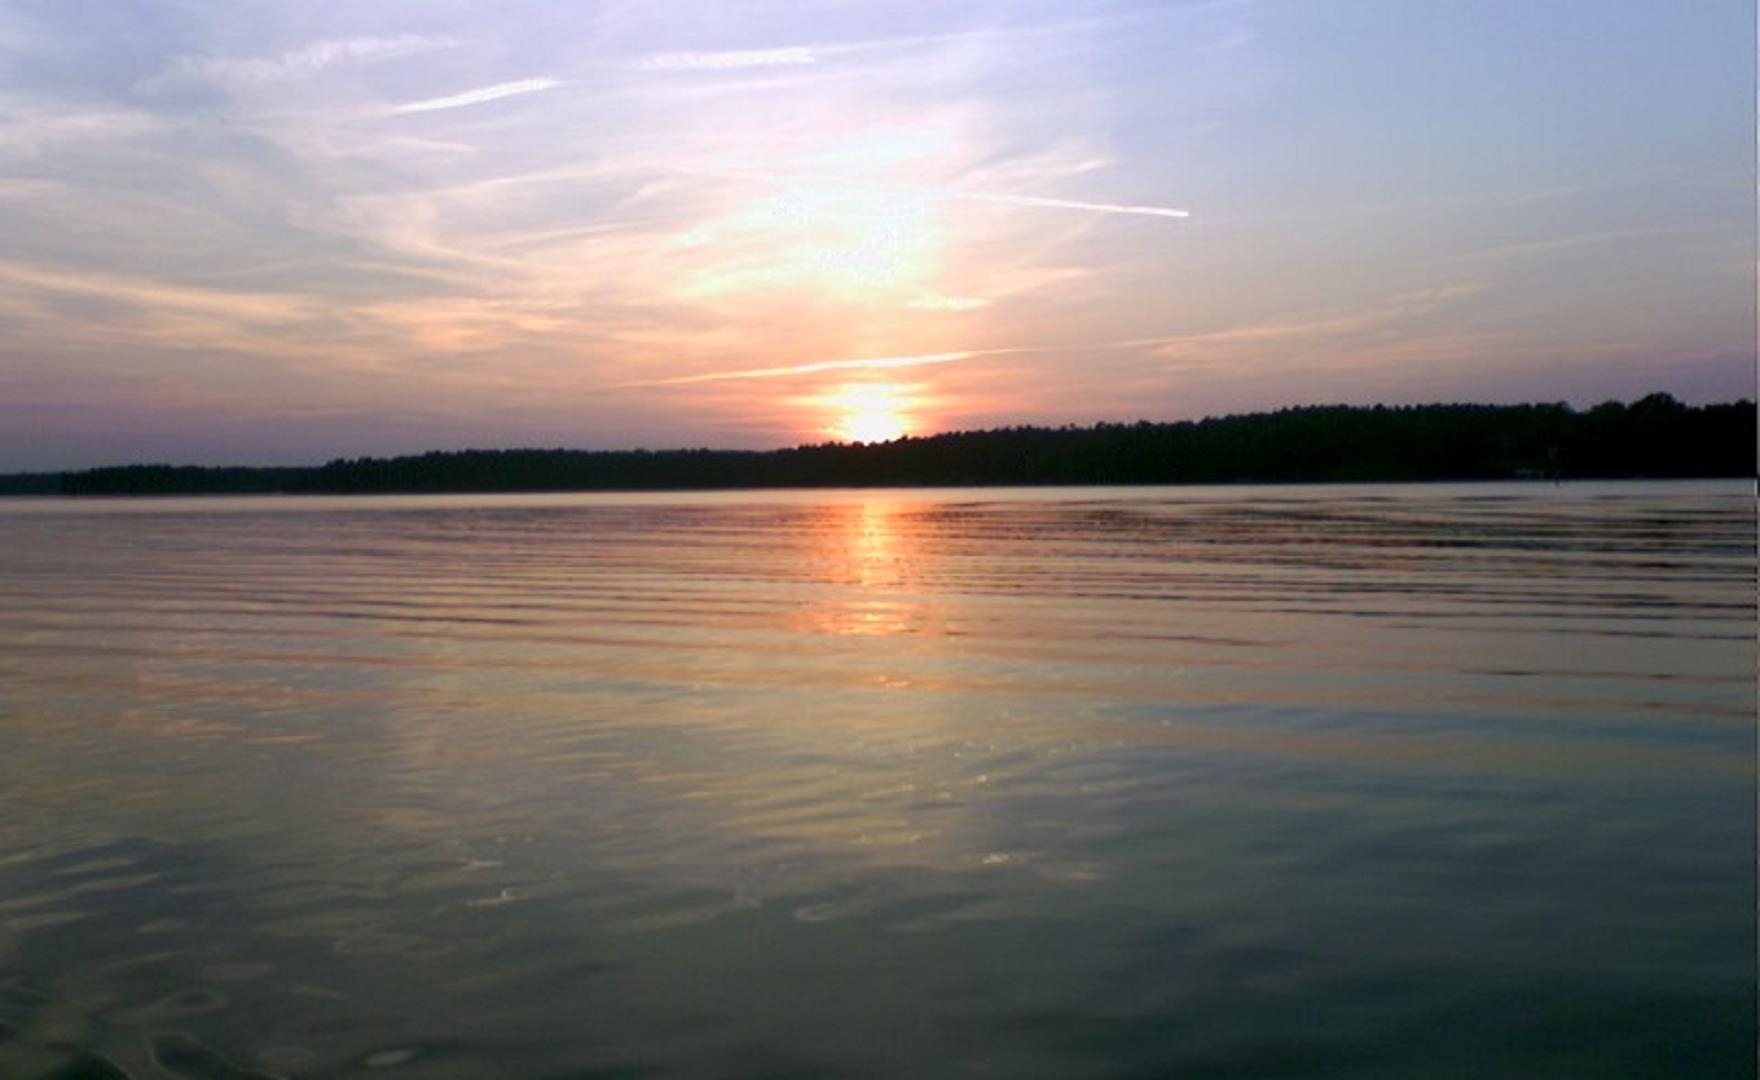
701;169;1190;221
927;188;1190;218
389;78;563;114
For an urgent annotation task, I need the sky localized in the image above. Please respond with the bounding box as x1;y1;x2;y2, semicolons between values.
0;0;1752;469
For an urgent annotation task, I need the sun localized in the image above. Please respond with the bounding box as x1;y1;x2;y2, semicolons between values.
825;382;911;443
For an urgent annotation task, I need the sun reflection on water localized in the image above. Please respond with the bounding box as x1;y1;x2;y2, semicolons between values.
799;499;924;637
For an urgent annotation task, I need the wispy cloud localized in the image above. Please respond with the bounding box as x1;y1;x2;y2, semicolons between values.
1429;228;1678;267
0;178;59;200
142;34;459;92
387;78;564;115
649;282;1487;390
1124;284;1490;353
0;100;165;152
640;350;987;386
910;295;991;311
0;260;368;373
0;261;316;323
635;48;819;71
1198;27;1258;54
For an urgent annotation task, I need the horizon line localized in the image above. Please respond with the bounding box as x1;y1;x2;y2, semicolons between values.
5;391;1748;477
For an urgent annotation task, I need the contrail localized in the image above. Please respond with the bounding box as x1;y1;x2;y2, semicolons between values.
389;77;563;115
703;169;1191;221
636;47;818;70
629;332;1233;391
926;188;1189;219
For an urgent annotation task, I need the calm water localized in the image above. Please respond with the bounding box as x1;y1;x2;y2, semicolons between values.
0;483;1752;1078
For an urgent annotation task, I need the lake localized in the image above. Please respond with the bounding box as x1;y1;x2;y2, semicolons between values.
0;482;1752;1078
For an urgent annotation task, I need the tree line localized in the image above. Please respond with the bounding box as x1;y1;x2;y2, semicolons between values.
5;394;1752;497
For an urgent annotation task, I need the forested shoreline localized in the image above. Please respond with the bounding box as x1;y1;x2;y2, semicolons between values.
5;394;1752;496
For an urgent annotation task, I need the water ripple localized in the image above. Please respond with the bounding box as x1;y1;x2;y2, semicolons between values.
0;482;1751;1077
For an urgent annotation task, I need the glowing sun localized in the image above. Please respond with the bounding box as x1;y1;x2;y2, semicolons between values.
826;382;911;443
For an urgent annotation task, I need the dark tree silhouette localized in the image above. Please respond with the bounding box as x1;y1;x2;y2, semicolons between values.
9;394;1751;497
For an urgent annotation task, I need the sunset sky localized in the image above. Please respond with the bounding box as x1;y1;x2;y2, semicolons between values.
1;0;1752;469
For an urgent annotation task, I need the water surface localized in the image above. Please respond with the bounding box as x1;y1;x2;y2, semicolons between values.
0;483;1753;1077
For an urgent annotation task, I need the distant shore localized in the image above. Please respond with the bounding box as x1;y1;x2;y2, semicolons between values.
4;395;1752;497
